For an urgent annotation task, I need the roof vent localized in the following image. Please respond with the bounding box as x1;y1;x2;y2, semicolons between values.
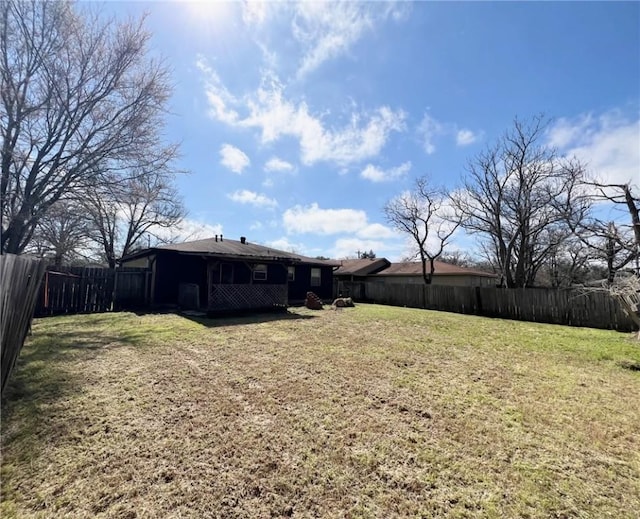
220;234;223;242
214;235;218;242
240;236;246;244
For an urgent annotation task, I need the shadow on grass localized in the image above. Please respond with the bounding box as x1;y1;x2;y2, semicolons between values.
1;324;143;464
180;308;318;328
619;360;640;372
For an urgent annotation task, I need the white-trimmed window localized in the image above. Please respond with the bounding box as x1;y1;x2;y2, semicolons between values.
310;267;321;286
288;266;295;282
253;264;268;281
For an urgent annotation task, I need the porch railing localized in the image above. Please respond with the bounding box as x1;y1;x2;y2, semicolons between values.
208;283;288;311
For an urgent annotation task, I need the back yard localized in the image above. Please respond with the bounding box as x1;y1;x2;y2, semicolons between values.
1;304;639;518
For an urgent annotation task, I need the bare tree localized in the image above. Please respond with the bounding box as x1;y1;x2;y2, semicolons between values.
27;199;92;266
569;182;639;283
438;251;474;268
84;168;184;268
384;176;460;285
542;235;594;288
1;1;177;254
451;115;588;288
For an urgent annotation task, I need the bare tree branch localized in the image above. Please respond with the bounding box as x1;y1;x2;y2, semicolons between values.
568;182;640;282
451;115;588;287
384;176;460;285
83;165;185;268
1;1;180;254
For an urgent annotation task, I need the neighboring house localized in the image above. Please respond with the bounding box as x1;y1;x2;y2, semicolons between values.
369;261;498;287
333;258;391;299
120;236;337;313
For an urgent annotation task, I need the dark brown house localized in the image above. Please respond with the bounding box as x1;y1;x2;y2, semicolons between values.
368;261;498;287
333;258;391;299
120;236;337;313
334;258;498;300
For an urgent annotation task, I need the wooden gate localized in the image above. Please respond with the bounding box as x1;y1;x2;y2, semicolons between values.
36;266;150;316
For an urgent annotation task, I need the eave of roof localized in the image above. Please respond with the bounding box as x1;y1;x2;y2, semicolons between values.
120;238;340;267
373;262;498;277
334;258;391;276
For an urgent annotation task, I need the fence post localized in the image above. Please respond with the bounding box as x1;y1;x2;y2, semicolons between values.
1;254;47;395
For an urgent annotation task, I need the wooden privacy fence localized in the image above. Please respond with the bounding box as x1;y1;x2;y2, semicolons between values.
1;254;47;394
36;266;151;317
345;281;637;332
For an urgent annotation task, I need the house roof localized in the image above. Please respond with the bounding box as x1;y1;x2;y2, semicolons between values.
373;261;498;278
121;237;340;266
334;258;391;277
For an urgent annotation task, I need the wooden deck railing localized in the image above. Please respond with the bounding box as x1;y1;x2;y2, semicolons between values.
208;283;288;311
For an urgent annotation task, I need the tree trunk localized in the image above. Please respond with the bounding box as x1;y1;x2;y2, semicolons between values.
420;253;432;285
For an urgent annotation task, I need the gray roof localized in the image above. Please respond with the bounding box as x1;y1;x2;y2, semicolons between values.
123;237;339;266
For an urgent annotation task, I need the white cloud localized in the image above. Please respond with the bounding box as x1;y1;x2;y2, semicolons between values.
196;57;240;125
283;203;368;235
265;157;294;172
356;223;396;239
219;144;250;174
331;238;388;259
243;83;406;165
249;221;263;231
242;0;269;26
198;59;406;166
417;113;445;154
228;189;278;208
456;129;479;146
153;218;223;244
417;113;481;153
361;161;411;182
385;2;412;22
265;237;305;253
293;2;374;79
548;111;640;187
547;114;594;149
281;203;397;259
240;2;408;79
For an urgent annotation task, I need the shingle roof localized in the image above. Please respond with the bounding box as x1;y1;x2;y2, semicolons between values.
373;261;497;278
123;237;339;266
334;258;391;276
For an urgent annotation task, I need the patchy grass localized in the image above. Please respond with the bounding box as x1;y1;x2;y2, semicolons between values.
1;305;639;518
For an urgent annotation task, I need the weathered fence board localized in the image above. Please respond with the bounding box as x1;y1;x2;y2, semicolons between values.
36;266;150;316
348;281;636;332
1;254;47;394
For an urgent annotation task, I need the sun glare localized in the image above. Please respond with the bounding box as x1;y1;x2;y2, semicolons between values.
179;1;237;34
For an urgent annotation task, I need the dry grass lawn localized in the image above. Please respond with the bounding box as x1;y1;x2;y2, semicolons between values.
1;304;639;518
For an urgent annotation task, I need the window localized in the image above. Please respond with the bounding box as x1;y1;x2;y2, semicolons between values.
288;266;295;282
310;267;321;286
220;263;233;284
253;264;267;281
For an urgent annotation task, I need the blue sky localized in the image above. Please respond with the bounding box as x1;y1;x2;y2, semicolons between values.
105;1;639;260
